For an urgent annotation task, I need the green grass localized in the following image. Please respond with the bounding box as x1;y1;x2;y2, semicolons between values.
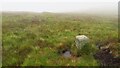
2;12;118;66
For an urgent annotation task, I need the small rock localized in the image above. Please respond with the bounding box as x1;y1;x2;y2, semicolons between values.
75;35;89;49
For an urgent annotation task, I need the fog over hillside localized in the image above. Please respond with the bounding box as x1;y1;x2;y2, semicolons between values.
1;0;118;15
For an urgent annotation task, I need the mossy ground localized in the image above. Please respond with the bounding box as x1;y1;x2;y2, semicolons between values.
2;12;119;66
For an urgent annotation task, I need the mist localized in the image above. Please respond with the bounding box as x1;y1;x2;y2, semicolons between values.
1;0;119;15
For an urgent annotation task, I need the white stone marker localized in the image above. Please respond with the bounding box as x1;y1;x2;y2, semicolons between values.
75;35;89;49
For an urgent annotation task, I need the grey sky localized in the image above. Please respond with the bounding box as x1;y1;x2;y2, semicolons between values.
1;0;119;13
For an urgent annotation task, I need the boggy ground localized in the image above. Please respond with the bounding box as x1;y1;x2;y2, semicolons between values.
2;12;119;66
94;39;120;66
94;48;120;66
